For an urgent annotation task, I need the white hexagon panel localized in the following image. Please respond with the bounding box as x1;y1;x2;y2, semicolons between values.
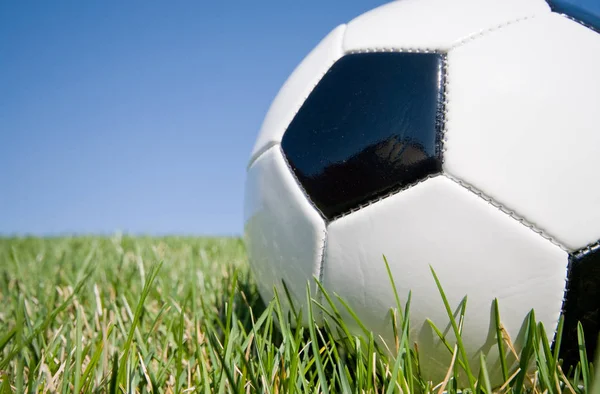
324;175;567;384
443;13;600;252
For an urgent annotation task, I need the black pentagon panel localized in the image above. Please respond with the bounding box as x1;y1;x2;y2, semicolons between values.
281;52;445;220
559;245;600;370
547;0;600;32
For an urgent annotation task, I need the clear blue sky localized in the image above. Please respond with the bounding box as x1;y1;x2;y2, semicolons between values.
0;0;388;236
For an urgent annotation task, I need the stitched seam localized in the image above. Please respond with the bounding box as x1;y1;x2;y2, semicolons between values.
316;227;328;320
552;258;572;353
555;12;600;34
278;145;327;223
450;14;538;50
439;54;449;162
346;47;442;54
329;174;442;223
444;174;568;252
572;239;600;259
247;141;279;170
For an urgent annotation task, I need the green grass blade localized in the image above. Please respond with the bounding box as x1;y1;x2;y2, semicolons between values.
591;343;600;394
514;310;536;394
493;298;509;383
534;322;553;392
207;329;240;393
383;255;403;327
479;353;493;394
430;265;476;391
81;323;113;389
74;305;83;393
109;351;119;394
578;321;590;391
306;283;330;394
117;261;163;382
553;314;565;370
0;328;16;353
15;295;25;394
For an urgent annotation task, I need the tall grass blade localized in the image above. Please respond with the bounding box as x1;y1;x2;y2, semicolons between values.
430;266;476;391
493;298;509;383
514;310;536;394
306;283;330;394
578;321;590;391
117;261;163;382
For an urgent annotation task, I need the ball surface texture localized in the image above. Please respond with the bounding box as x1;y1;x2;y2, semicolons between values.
244;0;600;384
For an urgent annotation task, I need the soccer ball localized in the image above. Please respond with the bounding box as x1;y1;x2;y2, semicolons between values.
243;0;600;384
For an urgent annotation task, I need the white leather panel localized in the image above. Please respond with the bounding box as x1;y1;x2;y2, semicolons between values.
444;14;600;251
244;147;326;322
324;176;567;384
342;0;549;52
249;25;346;164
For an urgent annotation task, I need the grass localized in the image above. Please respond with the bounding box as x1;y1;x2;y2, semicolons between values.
0;235;597;393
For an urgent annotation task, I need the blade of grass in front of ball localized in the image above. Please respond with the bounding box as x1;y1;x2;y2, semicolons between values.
252;303;275;393
383;254;404;330
314;278;355;342
553;314;565;374
236;339;261;393
578;321;591;392
389;291;413;394
534;322;554;392
281;279;298;319
367;332;377;392
206;315;239;393
273;288;300;393
337;353;353;393
430;265;476;391
401;291;415;394
353;336;364;389
591;346;600;394
574;362;582;389
334;293;371;339
479;353;493;394
493;298;510;383
315;319;337;387
385;332;408;394
540;321;559;391
306;283;330;394
321;317;352;391
514;310;537;394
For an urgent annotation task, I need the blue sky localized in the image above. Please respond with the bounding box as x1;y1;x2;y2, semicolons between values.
0;0;388;236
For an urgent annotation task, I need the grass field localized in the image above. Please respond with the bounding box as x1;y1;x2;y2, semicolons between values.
0;236;597;393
